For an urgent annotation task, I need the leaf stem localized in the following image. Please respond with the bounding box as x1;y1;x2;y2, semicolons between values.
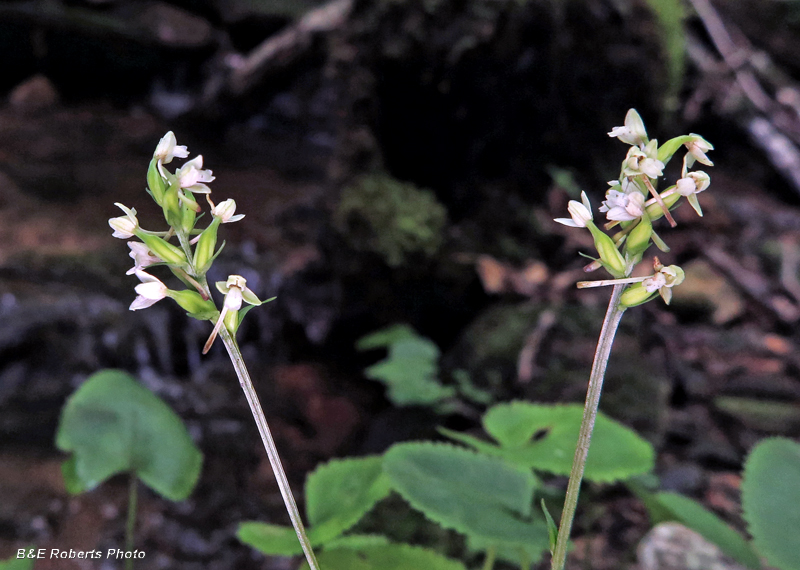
125;474;138;570
481;546;496;570
550;284;626;570
219;327;320;570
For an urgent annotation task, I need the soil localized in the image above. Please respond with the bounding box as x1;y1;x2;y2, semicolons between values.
0;1;799;569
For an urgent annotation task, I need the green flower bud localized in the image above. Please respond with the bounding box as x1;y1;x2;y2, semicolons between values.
619;282;658;308
167;289;217;318
161;180;183;229
645;191;680;221
223;305;238;334
193;217;221;274
587;222;626;278
147;158;166;205
625;213;653;257
135;231;187;266
181;204;197;234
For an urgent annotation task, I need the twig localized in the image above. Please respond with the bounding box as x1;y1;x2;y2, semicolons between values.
228;0;353;95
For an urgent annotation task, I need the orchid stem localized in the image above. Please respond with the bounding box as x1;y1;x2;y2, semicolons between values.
550;284;626;570
219;327;320;570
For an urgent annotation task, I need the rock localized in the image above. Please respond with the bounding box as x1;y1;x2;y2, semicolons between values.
637;522;750;570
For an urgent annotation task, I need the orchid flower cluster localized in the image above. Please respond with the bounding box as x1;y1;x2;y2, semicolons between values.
109;132;271;353
554;109;713;307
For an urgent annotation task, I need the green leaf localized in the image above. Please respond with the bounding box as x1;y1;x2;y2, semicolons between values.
360;328;454;406
445;402;654;482
55;370;202;501
299;543;467;570
237;522;304;556
0;552;35;570
742;437;800;570
648;492;761;569
305;456;392;542
324;534;391;550
451;369;493;405
383;442;548;551
541;499;558;555
357;324;418;350
234;296;276;332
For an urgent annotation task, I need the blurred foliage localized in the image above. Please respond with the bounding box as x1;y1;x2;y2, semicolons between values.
335;174;447;267
742;438;800;570
440;401;655;482
56;370;202;501
643;0;686;113
635;490;762;569
356;324;492;410
0;554;34;570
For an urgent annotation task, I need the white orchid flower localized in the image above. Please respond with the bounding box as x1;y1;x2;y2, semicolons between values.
126;242;162;275
203;275;263;354
109;203;139;239
130;270;168;311
684;134;714;167
153;131;189;178
642;263;685;304
211;199;245;223
607;109;648;147
600;188;645;221
554;191;593;228
176;156;215;194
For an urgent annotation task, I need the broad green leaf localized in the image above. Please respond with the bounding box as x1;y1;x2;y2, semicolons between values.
237;522;304;556
324;534;391;550
467;534;551;568
363;335;454;406
648;492;761;569
299;543;467;570
305;456;392;542
742;437;800;570
55;370;202;501
449;402;654;482
383;442;547;549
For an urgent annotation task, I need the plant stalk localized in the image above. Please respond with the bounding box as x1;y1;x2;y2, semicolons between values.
219;327;320;570
550;284;626;570
125;474;138;570
481;546;496;570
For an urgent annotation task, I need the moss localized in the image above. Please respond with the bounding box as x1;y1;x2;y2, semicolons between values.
335;174;447;267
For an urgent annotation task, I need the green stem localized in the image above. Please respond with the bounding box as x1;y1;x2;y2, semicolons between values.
219;327;320;570
481;546;496;570
518;547;531;570
550;284;626;570
125;474;138;570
